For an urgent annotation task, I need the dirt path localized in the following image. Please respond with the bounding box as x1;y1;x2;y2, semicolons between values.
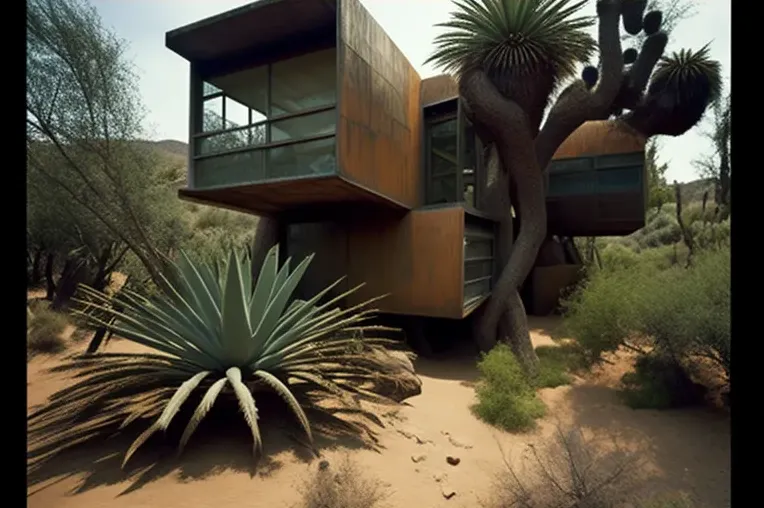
27;317;730;508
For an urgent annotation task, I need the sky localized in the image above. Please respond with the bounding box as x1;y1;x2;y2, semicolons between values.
92;0;730;183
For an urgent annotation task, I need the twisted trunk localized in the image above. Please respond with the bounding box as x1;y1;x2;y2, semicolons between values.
461;70;546;376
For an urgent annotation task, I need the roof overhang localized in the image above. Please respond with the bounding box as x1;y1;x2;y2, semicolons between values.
165;0;337;64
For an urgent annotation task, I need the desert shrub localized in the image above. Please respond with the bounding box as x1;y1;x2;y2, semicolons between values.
296;456;390;508
638;225;682;249
690;218;730;250
599;243;641;271
562;264;654;363
28;245;421;472
473;345;546;432
640;247;730;380
534;344;586;388
27;306;68;356
620;354;707;409
483;426;642;508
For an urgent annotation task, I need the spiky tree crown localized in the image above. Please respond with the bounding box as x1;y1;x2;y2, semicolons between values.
648;45;722;107
426;0;597;86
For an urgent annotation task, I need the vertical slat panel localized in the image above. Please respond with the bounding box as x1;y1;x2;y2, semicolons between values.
337;0;422;208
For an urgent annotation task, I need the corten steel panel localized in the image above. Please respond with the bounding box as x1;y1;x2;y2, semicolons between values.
337;0;422;209
552;120;646;159
345;207;466;319
421;74;458;106
177;175;406;217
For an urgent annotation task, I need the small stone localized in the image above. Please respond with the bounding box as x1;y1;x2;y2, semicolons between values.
446;456;460;466
318;460;330;471
441;483;457;499
411;454;427;463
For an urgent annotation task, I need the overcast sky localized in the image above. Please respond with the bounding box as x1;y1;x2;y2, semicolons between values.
92;0;730;183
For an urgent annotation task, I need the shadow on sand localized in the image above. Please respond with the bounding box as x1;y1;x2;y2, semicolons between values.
27;394;375;498
560;383;731;506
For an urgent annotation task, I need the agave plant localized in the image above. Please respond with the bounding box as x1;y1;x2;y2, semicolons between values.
27;245;419;472
427;0;596;83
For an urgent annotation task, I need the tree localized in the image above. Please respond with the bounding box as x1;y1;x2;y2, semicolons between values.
645;138;673;209
426;0;721;375
26;0;187;294
693;90;731;213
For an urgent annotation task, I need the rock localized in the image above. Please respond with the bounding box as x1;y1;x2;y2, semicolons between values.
368;349;422;403
441;483;457;499
411;454;427;463
318;460;330;471
446;456;460;466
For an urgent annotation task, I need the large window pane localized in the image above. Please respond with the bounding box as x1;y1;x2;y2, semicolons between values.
266;137;336;179
202;96;223;132
270;48;336;116
463;123;477;206
208;65;268;121
225;97;250;129
270;109;336;143
196;124;267;156
429;174;456;204
194;151;265;189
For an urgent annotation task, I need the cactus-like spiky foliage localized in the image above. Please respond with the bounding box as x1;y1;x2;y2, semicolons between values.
28;246;421;474
649;45;722;108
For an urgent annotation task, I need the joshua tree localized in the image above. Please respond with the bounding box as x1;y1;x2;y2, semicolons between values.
426;0;722;374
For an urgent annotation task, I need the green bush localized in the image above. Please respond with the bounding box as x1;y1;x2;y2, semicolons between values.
472;344;546;432
535;344;585;388
27;307;68;355
620;354;707;409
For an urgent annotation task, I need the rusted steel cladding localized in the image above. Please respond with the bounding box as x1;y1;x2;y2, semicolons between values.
553;120;647;160
345;207;465;318
421;74;458;106
337;0;422;208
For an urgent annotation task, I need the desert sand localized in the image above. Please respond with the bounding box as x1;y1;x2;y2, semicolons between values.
27;317;730;508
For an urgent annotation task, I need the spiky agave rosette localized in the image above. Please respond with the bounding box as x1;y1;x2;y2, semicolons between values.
27;245;419;473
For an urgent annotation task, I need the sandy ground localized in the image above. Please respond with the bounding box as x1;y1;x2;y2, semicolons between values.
27;317;730;508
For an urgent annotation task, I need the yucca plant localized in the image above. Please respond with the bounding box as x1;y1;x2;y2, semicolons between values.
426;0;597;118
27;245;419;472
648;45;722;111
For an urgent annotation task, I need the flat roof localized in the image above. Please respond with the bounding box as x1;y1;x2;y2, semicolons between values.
165;0;337;63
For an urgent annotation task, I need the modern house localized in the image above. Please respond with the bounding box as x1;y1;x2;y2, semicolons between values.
165;0;647;322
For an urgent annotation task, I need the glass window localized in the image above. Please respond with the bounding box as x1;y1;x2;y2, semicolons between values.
194;150;265;189
465;238;492;258
464;278;491;301
208;66;268;120
202;96;223;132
271;48;336;116
465;260;493;280
266;137;336;179
427;118;458;203
225;97;250;130
463;122;477;206
203;82;221;97
196;124;267;156
270;109;336;143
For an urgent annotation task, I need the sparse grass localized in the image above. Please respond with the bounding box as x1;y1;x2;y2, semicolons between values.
296;456;390;508
27;306;68;356
483;425;643;508
534;343;586;388
472;344;546;432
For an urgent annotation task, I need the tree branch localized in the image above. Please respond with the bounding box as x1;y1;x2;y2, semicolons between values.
535;0;625;172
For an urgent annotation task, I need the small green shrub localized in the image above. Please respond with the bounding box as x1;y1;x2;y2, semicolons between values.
620;354;707;409
27;307;68;356
600;243;641;271
534;344;585;388
472;344;546;432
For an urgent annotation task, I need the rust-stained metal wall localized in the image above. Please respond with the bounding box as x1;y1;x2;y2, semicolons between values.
553;120;647;159
421;74;458;106
344;207;466;319
336;0;422;208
